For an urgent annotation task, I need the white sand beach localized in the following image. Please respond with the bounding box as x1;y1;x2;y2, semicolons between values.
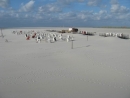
0;27;130;98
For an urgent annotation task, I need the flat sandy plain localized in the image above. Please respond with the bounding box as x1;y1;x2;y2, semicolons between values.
0;27;130;98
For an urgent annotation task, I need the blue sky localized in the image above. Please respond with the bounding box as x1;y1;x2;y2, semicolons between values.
0;0;130;27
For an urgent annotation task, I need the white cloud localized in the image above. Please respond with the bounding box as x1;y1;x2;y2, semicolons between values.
15;13;19;18
99;10;107;14
57;0;86;5
0;0;9;8
111;4;129;13
87;0;102;6
77;11;92;20
19;0;35;12
94;10;109;20
57;0;76;4
78;0;85;2
33;13;43;19
0;10;4;17
0;0;130;27
58;10;103;22
58;12;78;20
76;10;112;21
38;3;62;13
110;0;130;15
110;0;119;5
110;0;130;20
78;13;86;19
25;14;29;18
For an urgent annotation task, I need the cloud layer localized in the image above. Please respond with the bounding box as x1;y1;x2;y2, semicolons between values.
19;1;35;12
0;0;9;8
0;0;130;27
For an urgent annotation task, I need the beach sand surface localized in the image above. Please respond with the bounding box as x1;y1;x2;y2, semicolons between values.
0;27;130;98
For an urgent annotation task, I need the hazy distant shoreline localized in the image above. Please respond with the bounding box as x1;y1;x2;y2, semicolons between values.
1;26;130;30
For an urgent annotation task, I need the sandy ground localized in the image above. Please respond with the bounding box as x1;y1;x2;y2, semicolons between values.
0;27;130;98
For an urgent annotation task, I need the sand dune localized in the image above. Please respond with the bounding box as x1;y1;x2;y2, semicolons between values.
0;27;130;98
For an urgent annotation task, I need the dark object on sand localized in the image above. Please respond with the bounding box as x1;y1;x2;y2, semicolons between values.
32;33;36;38
54;37;56;41
69;28;78;32
117;34;129;39
5;39;8;42
82;31;86;35
26;36;30;40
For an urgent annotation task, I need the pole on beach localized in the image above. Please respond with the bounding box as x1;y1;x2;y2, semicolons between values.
1;28;4;38
87;34;88;41
1;28;2;35
71;40;73;49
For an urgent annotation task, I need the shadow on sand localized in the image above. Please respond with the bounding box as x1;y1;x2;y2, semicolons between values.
74;45;90;49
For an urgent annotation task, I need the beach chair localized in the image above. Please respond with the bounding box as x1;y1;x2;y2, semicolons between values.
26;36;30;40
